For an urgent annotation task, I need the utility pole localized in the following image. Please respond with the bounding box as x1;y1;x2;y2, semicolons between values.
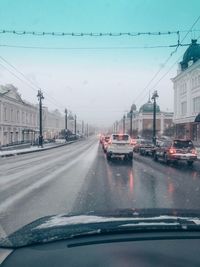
65;108;68;131
74;115;77;135
82;120;84;135
130;110;133;137
37;89;44;147
123;115;126;134
86;123;89;137
151;90;159;146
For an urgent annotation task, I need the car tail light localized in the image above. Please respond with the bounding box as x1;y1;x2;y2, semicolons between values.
191;149;197;156
130;139;136;145
169;148;176;154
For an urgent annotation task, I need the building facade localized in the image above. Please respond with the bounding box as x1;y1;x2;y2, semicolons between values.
0;84;67;145
118;101;173;138
172;39;200;141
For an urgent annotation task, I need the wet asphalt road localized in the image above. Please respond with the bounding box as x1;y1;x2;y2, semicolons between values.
0;137;200;236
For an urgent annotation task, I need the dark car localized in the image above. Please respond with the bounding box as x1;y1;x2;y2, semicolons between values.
139;140;154;156
153;139;197;166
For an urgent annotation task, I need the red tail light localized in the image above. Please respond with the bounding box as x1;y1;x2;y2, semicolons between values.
192;149;197;156
130;139;136;145
169;148;176;154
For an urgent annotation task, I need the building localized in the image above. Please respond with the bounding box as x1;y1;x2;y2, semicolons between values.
43;107;64;139
0;84;67;145
172;39;200;141
118;100;173;138
0;84;38;145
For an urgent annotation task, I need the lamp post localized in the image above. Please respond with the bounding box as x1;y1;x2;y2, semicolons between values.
123;115;126;134
130;109;133;137
151;90;159;146
37;89;44;147
74;115;77;135
65;108;68;132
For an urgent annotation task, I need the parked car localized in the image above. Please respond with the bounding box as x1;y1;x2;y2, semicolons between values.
139;140;154;156
106;134;133;161
153;139;197;166
102;135;110;153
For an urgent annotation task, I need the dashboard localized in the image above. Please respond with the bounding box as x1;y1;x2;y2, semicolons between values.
1;231;200;267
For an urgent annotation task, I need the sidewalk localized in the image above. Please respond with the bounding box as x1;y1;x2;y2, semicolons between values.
0;141;76;157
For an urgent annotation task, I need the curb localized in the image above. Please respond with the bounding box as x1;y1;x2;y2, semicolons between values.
0;140;78;158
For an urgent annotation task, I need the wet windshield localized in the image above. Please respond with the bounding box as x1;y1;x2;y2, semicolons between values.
0;0;200;248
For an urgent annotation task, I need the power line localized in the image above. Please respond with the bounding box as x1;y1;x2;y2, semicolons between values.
132;15;200;106
0;44;179;50
0;56;66;111
0;29;184;37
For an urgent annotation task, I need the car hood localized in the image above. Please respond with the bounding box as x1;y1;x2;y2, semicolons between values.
1;208;200;248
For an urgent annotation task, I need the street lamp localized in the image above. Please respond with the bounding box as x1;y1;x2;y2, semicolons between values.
65;108;68;132
151;90;159;145
129;109;133;138
37;89;44;147
123;115;126;134
74;115;77;135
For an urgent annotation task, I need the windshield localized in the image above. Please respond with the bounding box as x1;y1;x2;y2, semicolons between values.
0;0;200;249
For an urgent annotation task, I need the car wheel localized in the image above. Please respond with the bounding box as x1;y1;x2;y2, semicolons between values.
106;153;111;161
154;153;158;161
164;153;170;165
187;161;193;166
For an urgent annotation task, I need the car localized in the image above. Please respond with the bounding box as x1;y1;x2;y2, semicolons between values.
138;139;154;156
133;139;146;153
153;139;197;165
106;133;133;161
99;134;105;144
102;135;110;153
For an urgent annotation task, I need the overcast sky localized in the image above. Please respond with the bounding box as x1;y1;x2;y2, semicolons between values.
0;0;200;127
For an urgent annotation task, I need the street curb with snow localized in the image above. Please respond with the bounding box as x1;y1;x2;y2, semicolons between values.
0;140;78;157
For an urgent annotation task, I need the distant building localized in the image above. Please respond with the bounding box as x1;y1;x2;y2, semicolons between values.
118;100;173;138
172;39;200;141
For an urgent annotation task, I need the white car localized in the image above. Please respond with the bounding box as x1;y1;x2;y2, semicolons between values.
106;134;133;161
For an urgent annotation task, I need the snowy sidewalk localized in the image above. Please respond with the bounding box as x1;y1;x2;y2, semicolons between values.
0;141;76;157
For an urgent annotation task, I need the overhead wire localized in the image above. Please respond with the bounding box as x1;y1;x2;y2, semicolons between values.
0;56;66;111
133;15;200;107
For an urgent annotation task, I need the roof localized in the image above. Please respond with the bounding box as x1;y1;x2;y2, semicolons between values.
139;100;160;113
180;39;200;71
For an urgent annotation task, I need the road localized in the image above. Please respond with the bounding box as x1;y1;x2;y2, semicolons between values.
1;137;200;236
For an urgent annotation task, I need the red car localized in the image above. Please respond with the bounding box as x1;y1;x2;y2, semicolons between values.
153;139;197;166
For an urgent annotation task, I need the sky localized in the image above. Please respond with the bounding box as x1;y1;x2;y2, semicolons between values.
0;0;200;127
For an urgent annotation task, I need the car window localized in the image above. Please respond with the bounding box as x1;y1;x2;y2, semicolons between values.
173;140;194;149
113;135;129;141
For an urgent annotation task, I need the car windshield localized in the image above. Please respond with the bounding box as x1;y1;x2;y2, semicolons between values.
0;0;200;249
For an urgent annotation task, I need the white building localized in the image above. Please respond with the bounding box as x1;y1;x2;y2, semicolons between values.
118;101;173;138
0;84;67;145
0;84;38;145
172;39;200;140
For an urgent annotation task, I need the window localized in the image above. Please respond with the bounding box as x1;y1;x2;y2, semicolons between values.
17;111;20;122
22;112;25;123
4;107;7;121
11;109;14;122
193;96;200;113
181;101;187;115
